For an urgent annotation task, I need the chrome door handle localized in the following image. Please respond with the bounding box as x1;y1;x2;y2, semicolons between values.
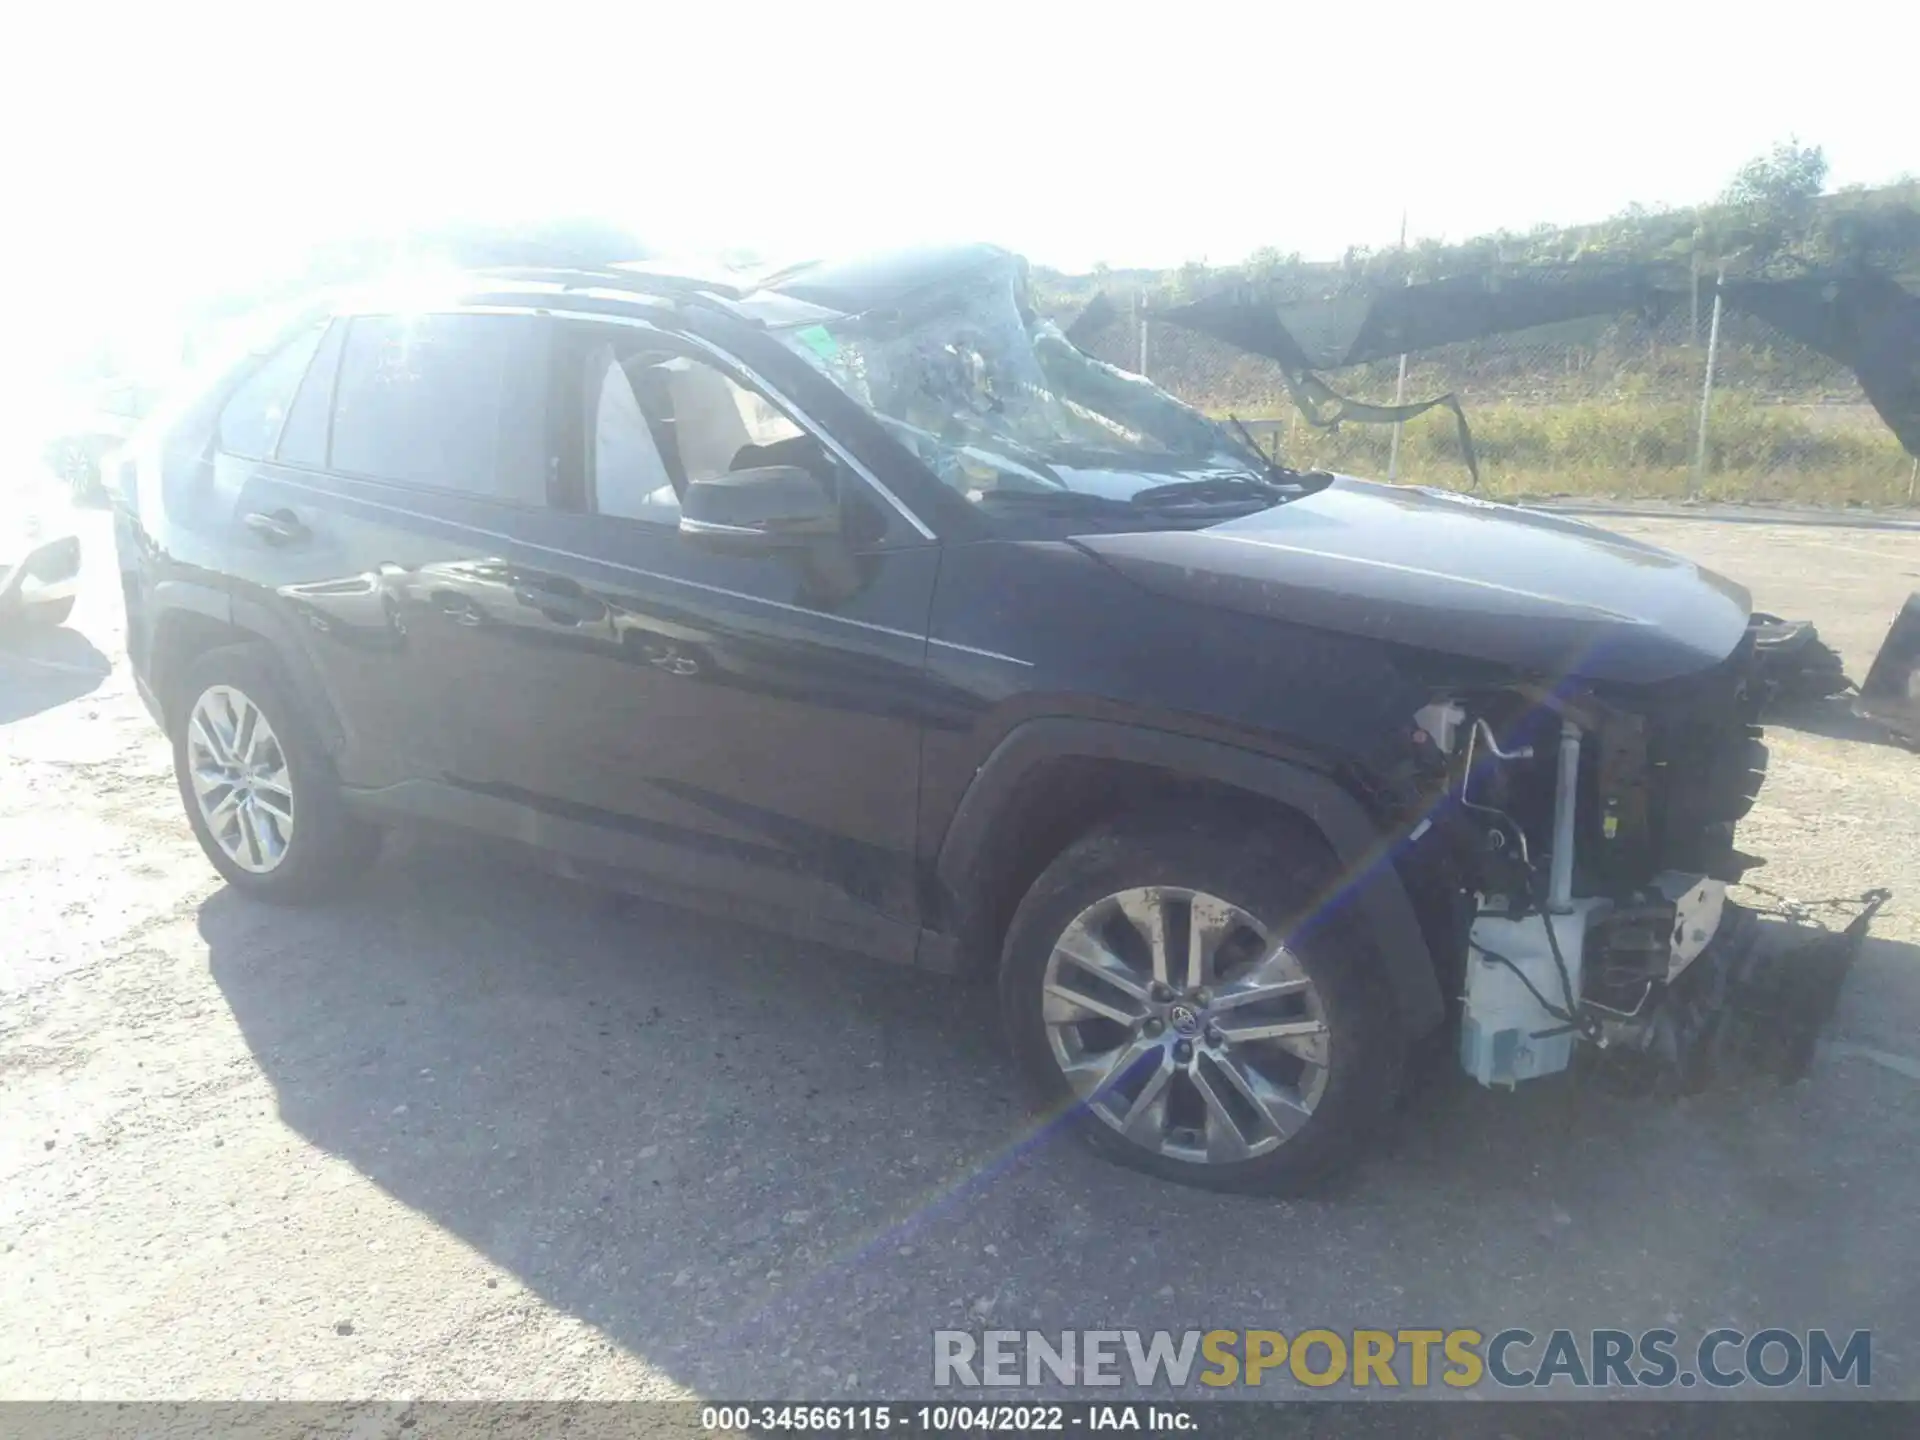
643;644;701;676
511;584;601;625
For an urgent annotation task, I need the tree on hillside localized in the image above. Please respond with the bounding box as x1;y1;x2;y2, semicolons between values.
1172;259;1212;300
1717;139;1829;267
1722;139;1829;212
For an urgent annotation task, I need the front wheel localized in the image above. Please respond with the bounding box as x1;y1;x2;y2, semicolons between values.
1001;814;1405;1194
172;645;377;902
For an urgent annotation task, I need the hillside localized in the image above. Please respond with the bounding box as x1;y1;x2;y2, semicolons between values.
1036;171;1920;311
1032;167;1920;504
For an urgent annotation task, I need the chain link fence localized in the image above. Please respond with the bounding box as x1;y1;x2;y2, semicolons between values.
1070;284;1918;507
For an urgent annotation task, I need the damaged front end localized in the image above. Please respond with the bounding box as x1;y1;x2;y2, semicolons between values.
1385;633;1886;1095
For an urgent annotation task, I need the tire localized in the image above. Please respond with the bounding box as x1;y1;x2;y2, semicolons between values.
1000;810;1406;1195
171;644;376;903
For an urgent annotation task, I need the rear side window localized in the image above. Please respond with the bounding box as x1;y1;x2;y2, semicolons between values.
274;319;346;468
216;323;326;460
329;314;548;503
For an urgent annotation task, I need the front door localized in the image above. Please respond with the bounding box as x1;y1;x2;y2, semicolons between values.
442;323;941;959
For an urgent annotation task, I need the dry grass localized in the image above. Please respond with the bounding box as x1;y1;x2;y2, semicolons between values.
1251;397;1919;507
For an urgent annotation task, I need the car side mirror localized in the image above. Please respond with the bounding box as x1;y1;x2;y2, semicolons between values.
679;465;841;552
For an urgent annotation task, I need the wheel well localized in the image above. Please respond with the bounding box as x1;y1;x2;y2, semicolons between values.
147;610;262;730
955;756;1330;977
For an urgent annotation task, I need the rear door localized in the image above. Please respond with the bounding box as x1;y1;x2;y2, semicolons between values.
222;310;553;791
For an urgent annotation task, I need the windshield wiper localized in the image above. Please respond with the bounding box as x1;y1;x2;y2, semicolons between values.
1223;413;1334;495
975;476;1285;516
1126;473;1290;509
1226;414;1280;471
967;487;1131;514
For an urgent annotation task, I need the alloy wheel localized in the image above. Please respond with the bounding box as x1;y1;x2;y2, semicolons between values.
185;684;296;874
1041;886;1329;1163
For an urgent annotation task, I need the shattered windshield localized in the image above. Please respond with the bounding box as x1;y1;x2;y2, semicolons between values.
771;254;1257;503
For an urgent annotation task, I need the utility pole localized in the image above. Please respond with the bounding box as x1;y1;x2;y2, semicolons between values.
1388;211;1411;482
1691;262;1726;496
1689;250;1701;349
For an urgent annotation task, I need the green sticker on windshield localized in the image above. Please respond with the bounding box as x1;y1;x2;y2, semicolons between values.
794;325;840;361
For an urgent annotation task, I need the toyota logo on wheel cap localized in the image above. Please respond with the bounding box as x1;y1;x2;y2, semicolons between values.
1167;1003;1201;1036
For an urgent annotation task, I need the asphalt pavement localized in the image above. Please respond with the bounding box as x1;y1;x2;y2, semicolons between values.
4;504;1918;1401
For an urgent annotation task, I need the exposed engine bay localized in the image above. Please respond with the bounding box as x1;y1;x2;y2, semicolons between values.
1384;623;1889;1094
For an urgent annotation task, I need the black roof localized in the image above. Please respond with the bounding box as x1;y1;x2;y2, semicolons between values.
758;243;1011;313
462;243;1014;322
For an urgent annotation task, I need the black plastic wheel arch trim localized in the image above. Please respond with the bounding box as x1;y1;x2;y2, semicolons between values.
933;717;1445;1037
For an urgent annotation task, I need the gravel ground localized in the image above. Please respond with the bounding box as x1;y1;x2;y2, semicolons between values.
3;505;1918;1402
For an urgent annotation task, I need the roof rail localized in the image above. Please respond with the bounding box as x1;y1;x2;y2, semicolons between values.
473;264;750;303
610;259;755;300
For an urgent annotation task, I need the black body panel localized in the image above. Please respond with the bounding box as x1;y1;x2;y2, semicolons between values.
1075;477;1753;685
115;261;1763;1031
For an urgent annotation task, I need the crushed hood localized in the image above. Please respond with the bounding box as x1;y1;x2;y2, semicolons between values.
1073;477;1753;685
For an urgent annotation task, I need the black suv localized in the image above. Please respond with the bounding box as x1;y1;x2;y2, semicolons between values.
117;244;1775;1192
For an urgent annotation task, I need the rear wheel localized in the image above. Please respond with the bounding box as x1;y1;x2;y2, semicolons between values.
1001;813;1405;1194
172;645;376;902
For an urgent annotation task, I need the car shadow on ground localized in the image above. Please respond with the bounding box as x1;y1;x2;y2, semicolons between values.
0;623;110;724
198;833;1920;1397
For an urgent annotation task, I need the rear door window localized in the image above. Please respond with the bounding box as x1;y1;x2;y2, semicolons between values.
274;319;346;468
216;323;327;460
329;314;549;504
